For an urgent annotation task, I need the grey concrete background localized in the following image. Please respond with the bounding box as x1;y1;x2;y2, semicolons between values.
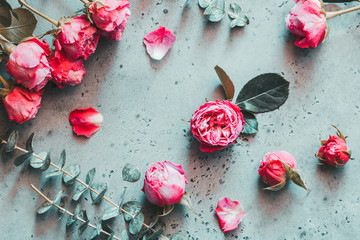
0;0;360;239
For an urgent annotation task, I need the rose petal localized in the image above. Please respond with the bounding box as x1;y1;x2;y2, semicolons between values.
215;197;245;233
143;26;176;60
69;107;103;137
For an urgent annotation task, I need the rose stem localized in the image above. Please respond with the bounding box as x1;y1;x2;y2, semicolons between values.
18;0;59;26
203;0;248;24
326;5;360;19
1;139;168;240
0;76;9;89
80;0;89;4
30;184;121;240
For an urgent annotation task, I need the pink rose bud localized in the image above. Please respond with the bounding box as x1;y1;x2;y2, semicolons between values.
49;50;86;88
285;0;328;48
3;86;43;124
55;15;99;60
69;107;103;137
7;38;51;91
259;151;309;191
316;126;351;167
88;0;131;41
215;197;246;233
190;100;245;153
142;161;188;207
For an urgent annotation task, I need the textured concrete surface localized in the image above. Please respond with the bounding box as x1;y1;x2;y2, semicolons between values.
1;0;360;239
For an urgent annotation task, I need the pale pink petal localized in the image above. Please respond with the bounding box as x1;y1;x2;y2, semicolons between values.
69;107;103;137
215;197;245;233
143;26;176;60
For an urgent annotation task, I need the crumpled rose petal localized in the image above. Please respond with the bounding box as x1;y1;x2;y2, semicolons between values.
215;197;245;233
143;26;176;60
69;107;103;137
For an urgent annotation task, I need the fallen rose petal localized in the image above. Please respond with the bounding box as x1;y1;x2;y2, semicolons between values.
215;197;245;233
69;108;103;137
143;26;176;60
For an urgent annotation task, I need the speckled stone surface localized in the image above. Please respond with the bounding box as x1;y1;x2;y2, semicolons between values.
1;0;360;239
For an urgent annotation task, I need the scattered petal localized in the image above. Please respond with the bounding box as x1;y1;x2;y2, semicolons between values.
143;26;176;60
69;108;103;137
215;197;245;233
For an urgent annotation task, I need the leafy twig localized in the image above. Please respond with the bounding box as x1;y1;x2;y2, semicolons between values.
30;184;122;240
0;137;169;240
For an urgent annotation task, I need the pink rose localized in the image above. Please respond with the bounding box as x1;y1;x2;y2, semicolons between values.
49;50;86;88
7;38;51;91
142;161;188;207
258;151;296;186
2;86;43;124
285;0;328;48
215;197;246;233
88;0;131;41
69;107;103;137
55;15;99;60
316;135;351;167
190;100;245;153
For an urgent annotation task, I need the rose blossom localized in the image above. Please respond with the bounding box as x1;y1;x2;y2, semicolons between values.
316;127;351;167
69;107;103;137
55;15;99;60
88;0;131;41
2;86;43;124
7;38;51;91
258;151;296;186
190;100;245;153
142;161;188;207
49;50;86;88
215;197;246;233
285;0;328;48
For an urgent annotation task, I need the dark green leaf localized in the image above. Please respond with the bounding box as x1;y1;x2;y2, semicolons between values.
102;206;119;221
198;0;212;8
63;164;81;185
171;233;183;240
72;184;88;201
236;73;290;113
214;65;235;100
40;152;51;171
122;230;129;240
37;201;52;214
122;201;142;221
59;149;66;168
129;212;144;234
149;230;164;240
78;219;90;235
122;164;141;182
25;132;34;151
90;182;107;202
0;5;12;27
227;3;241;18
178;192;197;214
86;168;96;185
159;204;175;217
44;170;62;178
241;111;258;134
0;8;37;43
92;187;107;205
5;130;18;153
14;151;33;166
29;152;47;169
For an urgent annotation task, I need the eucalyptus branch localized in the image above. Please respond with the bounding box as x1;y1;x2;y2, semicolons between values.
18;0;59;26
31;184;122;240
0;137;169;240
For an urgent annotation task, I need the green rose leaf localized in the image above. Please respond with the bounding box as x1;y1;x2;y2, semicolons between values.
214;65;235;100
122;201;142;221
129;212;144;234
122;164;141;182
241;110;258;134
236;73;290;113
159;204;175;217
62;164;81;185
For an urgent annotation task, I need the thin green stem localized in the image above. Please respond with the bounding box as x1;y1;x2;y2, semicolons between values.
326;5;360;19
31;184;121;240
18;0;59;26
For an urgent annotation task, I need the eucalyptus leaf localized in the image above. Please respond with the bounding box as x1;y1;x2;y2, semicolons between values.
5;130;18;153
0;5;12;27
178;192;197;214
96;219;102;235
171;233;183;240
66;215;76;227
25;132;34;151
1;148;13;161
241;111;258;134
198;0;212;8
107;233;114;240
66;204;81;226
122;201;142;221
90;182;107;203
40;152;51;171
59;195;68;213
37;201;52;214
72;184;88;201
63;164;81;185
93;187;107;205
44;169;62;178
129;212;144;234
122;230;130;240
90;229;100;239
214;65;234;100
102;206;119;221
103;224;114;240
122;164;141;182
149;230;164;240
118;187;127;206
205;0;225;22
59;149;66;168
29;151;47;169
227;3;249;28
230;17;249;28
0;8;37;43
86;168;96;185
78;219;90;235
227;3;241;18
53;190;64;204
14;151;33;166
236;73;290;113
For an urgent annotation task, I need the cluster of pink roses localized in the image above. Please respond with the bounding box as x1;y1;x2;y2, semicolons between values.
1;0;130;124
